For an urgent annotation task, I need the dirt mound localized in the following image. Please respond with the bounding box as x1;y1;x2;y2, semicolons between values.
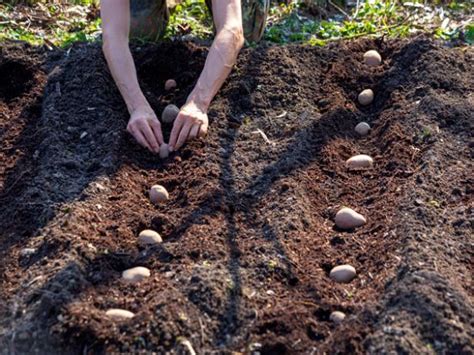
0;37;472;354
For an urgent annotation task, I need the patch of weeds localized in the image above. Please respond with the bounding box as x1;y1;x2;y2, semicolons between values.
164;0;213;40
264;0;473;45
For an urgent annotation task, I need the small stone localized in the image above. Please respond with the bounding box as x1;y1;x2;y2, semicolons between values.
159;144;170;159
346;154;374;169
358;89;374;106
106;308;135;320
20;248;36;257
164;79;177;91
161;104;180;124
122;266;151;283
329;264;357;283
330;311;346;323
335;207;367;229
363;50;382;66
149;185;169;204
138;229;163;245
355;122;371;136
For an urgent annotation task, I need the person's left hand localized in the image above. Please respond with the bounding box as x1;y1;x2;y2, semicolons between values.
169;101;208;152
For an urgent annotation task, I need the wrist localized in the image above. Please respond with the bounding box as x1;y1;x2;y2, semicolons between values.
127;96;152;115
186;93;209;113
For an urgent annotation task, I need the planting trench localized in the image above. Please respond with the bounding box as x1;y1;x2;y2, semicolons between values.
0;38;472;354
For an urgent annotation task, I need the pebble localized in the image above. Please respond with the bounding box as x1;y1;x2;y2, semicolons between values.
330;311;346;323
335;207;367;229
138;229;163;245
149;185;169;204
105;308;135;320
355;122;371;136
161;104;180;124
346;154;374;169
363;50;382;66
358;89;374;106
159;144;170;159
164;79;177;91
329;264;357;283
20;248;37;257
122;266;151;283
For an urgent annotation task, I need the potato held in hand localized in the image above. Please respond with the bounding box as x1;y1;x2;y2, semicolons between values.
161;104;180;124
335;207;366;229
159;144;170;159
149;185;169;204
358;89;374;106
363;50;382;66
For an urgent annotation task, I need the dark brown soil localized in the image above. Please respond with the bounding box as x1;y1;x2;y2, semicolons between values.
0;37;472;354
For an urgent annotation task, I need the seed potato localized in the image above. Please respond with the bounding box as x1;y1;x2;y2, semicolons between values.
329;264;357;283
335;207;367;229
355;122;371;136
330;311;346;323
149;185;169;204
363;50;382;66
161;104;180;124
346;154;373;169
106;309;135;320
122;266;151;283
358;89;374;106
164;79;177;91
138;229;162;245
159;144;170;159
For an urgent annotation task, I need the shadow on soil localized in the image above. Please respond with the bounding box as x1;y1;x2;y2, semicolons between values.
1;37;463;353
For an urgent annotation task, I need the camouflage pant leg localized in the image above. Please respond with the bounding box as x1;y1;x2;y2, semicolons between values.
206;0;270;42
130;0;169;41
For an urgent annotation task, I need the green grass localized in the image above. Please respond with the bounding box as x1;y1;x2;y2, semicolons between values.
0;0;472;47
266;0;473;46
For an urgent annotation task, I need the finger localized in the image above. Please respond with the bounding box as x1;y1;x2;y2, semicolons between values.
198;121;208;138
169;116;185;151
150;119;164;146
130;126;153;152
139;121;160;153
188;124;200;140
175;122;193;151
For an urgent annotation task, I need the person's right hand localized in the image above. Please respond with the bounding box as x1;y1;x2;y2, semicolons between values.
127;107;164;153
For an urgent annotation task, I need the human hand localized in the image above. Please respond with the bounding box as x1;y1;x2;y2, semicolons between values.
127;107;164;153
169;101;208;152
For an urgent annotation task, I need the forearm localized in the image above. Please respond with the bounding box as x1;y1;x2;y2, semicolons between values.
102;37;149;114
186;27;244;111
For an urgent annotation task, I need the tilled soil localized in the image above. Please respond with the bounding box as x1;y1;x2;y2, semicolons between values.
0;37;472;354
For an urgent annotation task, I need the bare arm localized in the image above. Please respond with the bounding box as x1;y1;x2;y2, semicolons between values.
169;0;244;151
101;0;163;153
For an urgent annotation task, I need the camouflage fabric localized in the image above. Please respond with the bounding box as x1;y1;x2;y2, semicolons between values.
205;0;270;42
130;0;169;41
129;0;270;42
